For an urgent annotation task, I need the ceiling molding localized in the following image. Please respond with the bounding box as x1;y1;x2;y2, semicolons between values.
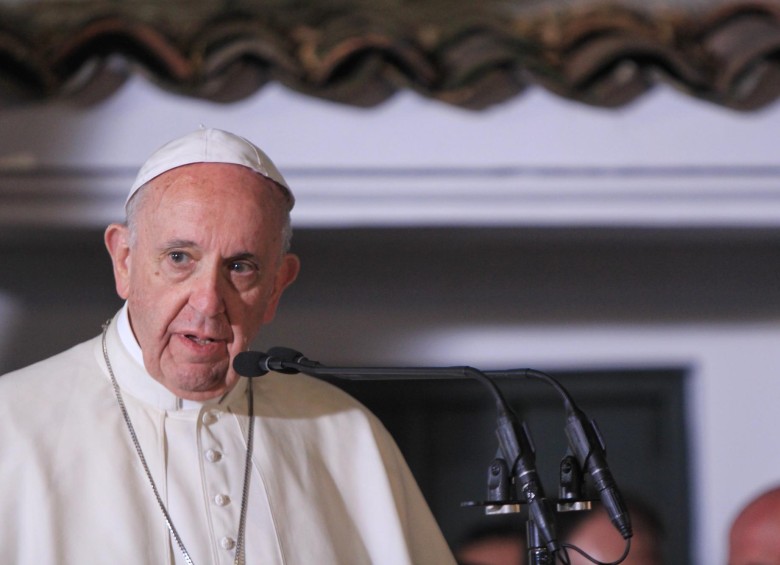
3;164;780;231
2;0;780;110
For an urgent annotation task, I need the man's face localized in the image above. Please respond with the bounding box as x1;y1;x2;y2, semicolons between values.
105;163;299;400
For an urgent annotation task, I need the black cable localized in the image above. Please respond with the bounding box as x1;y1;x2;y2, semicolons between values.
561;538;631;565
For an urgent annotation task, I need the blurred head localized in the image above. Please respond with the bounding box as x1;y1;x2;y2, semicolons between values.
729;486;780;565
562;501;663;565
104;130;300;400
455;521;526;565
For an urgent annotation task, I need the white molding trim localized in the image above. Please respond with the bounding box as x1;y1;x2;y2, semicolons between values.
3;164;780;230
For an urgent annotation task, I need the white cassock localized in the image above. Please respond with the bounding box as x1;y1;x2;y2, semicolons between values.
0;306;457;565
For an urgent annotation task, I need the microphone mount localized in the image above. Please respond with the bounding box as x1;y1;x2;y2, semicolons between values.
233;347;633;563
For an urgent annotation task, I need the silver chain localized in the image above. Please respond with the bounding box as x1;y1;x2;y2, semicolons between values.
101;320;254;565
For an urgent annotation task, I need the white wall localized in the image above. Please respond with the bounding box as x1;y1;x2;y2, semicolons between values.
2;76;780;563
3;77;780;229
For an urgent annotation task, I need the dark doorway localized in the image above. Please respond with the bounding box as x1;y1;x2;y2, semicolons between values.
335;367;689;563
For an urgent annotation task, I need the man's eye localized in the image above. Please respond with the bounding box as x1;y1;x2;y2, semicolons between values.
230;261;255;274
168;251;188;264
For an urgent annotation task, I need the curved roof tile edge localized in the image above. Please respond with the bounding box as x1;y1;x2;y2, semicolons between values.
0;2;779;111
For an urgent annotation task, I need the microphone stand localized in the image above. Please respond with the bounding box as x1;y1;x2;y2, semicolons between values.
527;519;554;565
232;349;637;564
473;452;591;565
477;453;563;565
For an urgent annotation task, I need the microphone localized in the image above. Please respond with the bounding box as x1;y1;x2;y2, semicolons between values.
232;348;562;554
232;350;272;377
267;347;317;372
494;409;561;553
487;368;633;540
564;405;633;539
232;348;315;377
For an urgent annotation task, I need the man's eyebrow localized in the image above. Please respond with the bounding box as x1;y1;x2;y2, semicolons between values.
228;252;259;262
160;239;198;250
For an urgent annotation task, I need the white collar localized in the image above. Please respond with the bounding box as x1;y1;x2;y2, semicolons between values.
117;302;144;367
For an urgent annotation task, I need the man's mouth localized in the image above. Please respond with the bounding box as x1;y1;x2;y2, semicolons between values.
186;334;217;346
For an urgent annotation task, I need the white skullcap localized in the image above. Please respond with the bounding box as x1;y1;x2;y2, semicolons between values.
127;128;294;209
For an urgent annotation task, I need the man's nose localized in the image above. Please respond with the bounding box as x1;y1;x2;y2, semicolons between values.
188;267;227;316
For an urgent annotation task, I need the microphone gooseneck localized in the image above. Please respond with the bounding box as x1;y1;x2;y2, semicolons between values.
237;349;561;553
232;348;635;556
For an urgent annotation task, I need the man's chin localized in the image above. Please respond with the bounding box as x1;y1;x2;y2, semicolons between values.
160;366;234;400
169;381;230;401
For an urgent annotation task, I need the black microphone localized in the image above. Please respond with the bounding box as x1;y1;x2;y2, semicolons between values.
495;409;561;554
232;350;273;377
234;348;320;377
487;368;633;541
233;348;562;554
266;347;318;372
565;405;632;539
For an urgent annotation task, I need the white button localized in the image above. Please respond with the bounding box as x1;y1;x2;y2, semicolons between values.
205;449;222;462
214;494;230;506
220;537;236;550
201;410;219;425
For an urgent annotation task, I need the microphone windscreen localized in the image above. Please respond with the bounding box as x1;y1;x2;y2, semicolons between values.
233;351;269;377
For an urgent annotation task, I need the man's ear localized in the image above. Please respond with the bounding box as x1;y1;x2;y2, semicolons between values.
104;223;132;299
261;253;301;324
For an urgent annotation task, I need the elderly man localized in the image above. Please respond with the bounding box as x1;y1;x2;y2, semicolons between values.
729;485;780;565
0;128;456;565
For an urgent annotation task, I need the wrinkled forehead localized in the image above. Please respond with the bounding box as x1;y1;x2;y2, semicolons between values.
131;164;290;251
